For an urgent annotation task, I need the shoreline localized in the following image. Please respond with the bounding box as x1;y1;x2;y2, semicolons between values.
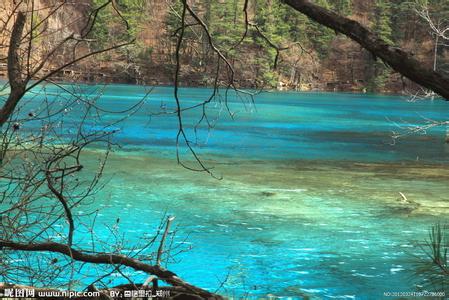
0;77;424;99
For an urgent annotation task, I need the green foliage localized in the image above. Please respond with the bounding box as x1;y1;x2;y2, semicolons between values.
162;0;445;91
30;12;43;44
90;0;146;51
254;0;291;45
165;1;184;37
334;0;352;15
165;0;358;87
296;0;336;58
374;0;393;45
390;1;415;42
367;64;390;92
207;0;245;50
415;224;449;293
251;0;340;83
367;0;394;92
252;0;294;81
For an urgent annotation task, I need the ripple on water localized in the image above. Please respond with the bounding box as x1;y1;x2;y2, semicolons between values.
72;149;449;298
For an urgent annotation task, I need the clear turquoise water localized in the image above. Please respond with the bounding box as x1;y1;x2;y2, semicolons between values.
15;84;449;298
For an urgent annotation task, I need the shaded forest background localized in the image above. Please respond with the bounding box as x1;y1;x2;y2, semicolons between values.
1;0;448;93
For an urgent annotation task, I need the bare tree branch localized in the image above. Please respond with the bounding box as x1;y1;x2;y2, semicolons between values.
281;0;449;100
0;240;222;299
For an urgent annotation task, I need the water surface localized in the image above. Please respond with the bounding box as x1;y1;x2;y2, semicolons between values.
16;85;449;298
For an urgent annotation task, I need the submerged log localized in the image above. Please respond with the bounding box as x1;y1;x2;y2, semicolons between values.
0;240;223;300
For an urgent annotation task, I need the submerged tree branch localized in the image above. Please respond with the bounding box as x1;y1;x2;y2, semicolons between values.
45;170;75;247
0;240;222;299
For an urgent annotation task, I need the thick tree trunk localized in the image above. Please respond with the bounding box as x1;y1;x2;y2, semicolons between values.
281;0;449;100
0;12;26;126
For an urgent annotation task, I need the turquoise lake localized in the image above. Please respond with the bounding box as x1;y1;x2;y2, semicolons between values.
12;84;449;298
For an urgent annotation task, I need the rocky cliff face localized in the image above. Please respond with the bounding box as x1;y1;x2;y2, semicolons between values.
0;0;444;94
0;0;92;80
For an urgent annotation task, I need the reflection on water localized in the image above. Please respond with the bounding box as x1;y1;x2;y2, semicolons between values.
18;85;449;298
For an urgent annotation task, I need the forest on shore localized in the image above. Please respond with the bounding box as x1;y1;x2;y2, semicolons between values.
68;0;449;92
1;0;448;93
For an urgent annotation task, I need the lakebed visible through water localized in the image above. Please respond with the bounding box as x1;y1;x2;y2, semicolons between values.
91;153;449;299
17;85;449;298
